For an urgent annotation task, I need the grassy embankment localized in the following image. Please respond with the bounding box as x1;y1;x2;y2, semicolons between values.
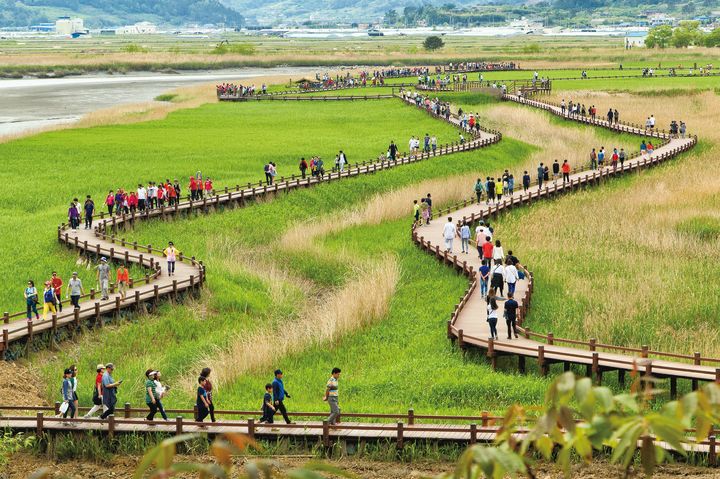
0;100;457;311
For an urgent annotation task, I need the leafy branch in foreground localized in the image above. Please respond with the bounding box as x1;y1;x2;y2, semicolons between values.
444;371;720;479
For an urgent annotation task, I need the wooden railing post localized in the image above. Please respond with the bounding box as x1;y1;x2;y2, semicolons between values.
175;416;183;435
36;412;44;435
396;422;404;449
322;420;330;448
124;402;131;418
247;418;255;440
108;414;116;438
408;408;415;426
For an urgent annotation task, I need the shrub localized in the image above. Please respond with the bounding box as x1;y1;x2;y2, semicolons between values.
423;36;445;51
122;43;149;53
211;42;256;55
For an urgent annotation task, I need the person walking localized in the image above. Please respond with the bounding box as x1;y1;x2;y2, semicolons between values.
460;222;471;254
481;236;494;266
105;191;115;215
504;259;519;295
590;148;597;170
640;140;647;155
163;242;179;277
69;365;79;418
522;171;530;192
619;148;626;169
442;217;457;253
420;199;430;226
196;376;211;423
388;141;397;161
323;367;342;425
259;383;276;424
412;200;420;228
96;257;110;300
425;194;433;222
51;272;63;312
552;160;560;183
474;178;485;203
490;260;505;296
145;369;160;421
199;367;216;422
41;281;56;321
479;259;490;297
492;240;504;264
84;364;105;418
537;163;544;190
561;160;570;184
68;201;80;231
116;264;129;300
486;294;500;340
61;368;75;422
495;178;503;203
100;363;122;419
504;292;520;340
83;196;95;230
486;177;495;204
25;280;39;321
272;369;293;424
338;151;347;172
66;272;84;310
299;158;308;179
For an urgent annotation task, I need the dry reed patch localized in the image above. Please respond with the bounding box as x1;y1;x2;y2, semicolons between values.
481;104;635;171
178;257;400;392
280;173;498;251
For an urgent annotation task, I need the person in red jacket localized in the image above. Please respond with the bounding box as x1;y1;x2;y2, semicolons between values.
105;191;115;215
157;184;165;207
204;178;213;197
561;160;571;184
167;183;177;206
481;236;494;265
189;176;198;201
128;192;138;213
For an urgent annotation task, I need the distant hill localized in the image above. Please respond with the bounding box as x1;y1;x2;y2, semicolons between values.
0;0;244;28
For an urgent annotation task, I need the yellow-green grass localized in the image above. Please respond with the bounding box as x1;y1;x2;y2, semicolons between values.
0;99;459;310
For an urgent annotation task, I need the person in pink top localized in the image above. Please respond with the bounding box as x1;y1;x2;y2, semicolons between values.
162;241;180;276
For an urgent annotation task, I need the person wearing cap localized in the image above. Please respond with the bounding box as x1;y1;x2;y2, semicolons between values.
145;369;161;421
163;242;180;277
272;369;293;424
42;281;57;321
100;363;122;419
96;257;111;301
66;272;84;310
61;368;75;422
84;364;106;418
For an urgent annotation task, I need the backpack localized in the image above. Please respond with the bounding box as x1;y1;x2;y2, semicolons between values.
44;289;55;303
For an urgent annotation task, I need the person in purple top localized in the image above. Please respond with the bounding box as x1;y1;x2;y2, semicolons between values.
67;201;80;230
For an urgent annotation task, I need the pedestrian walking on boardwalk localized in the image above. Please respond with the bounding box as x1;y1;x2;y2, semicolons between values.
68;201;80;231
479;259;490;297
561;160;570;184
69;365;79;418
61;368;75;422
25;280;39;321
537;163;544;190
474;178;484;203
105;190;115;215
522;171;530;192
42;281;56;321
460;222;471;254
272;369;293;424
504;259;519;295
66;272;84;310
259;383;276;424
486;294;500;340
323;367;342;425
96;257;110;300
84;195;95;230
51;272;63;313
486;177;495;204
116;263;129;300
299;157;308;179
154;371;169;421
145;369;161;421
492;240;504;264
490;259;505;296
199;367;216;422
84;364;105;418
443;217;457;253
100;363;122;419
163;241;179;277
504;292;520;340
196;376;211;423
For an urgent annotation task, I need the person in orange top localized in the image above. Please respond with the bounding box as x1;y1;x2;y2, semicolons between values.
50;271;63;312
116;264;129;300
204;178;213;197
189;176;198;201
167;183;177;206
561;160;571;184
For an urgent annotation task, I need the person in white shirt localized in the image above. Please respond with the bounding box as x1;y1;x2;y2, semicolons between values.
459;223;471;254
492;239;504;263
490;260;505;296
442;217;457;253
504;260;519;295
148;183;157;209
137;184;147;212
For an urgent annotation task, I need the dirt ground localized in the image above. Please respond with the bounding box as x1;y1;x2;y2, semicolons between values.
5;452;720;479
0;360;48;407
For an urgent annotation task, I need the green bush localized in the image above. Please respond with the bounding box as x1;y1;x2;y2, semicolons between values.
423;36;445;51
122;43;149;53
154;93;178;102
211;42;256;55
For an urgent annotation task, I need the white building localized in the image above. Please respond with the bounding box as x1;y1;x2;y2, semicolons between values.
55;17;84;35
625;31;647;48
116;21;158;35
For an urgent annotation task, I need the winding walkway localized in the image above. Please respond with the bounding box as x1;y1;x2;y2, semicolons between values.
416;95;712;393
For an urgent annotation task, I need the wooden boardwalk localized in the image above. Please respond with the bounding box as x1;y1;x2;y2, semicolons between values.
416;94;713;393
0;95;500;358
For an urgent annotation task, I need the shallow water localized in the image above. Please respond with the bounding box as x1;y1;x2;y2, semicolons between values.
0;66;313;136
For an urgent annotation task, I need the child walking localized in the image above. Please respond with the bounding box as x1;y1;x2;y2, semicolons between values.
259;383;276;424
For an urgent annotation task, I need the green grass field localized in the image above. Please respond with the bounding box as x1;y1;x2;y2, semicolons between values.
0;99;458;311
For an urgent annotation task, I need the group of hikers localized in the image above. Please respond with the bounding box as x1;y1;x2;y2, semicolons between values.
561;100;620;124
68;175;214;230
23;241;180;320
58;365;344;427
216;83;265;97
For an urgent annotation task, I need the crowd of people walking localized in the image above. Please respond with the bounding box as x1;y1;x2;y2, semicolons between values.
56;364;343;427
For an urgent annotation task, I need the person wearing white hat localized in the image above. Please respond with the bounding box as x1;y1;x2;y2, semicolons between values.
96;257;110;301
